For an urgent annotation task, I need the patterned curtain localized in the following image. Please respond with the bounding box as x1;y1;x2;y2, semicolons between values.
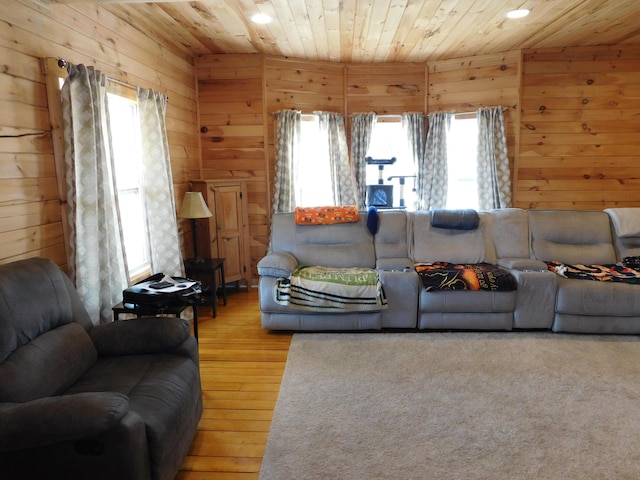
61;64;128;324
417;111;452;210
351;112;377;210
476;106;512;209
317;111;359;206
402;112;428;210
137;88;183;276
272;110;301;213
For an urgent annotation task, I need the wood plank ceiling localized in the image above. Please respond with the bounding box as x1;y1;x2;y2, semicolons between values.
47;0;640;63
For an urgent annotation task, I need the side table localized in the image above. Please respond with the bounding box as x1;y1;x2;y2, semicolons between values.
112;302;200;341
184;257;227;318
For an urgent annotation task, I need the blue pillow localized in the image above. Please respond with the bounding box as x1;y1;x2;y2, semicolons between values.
367;206;379;235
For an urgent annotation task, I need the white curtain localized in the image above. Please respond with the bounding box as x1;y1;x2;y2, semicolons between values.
402;112;428;210
137;88;182;275
476;106;512;209
417;111;452;210
61;64;128;324
351;112;377;210
272;110;301;214
317;111;359;206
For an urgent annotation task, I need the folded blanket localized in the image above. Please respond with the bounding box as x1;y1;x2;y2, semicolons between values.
430;209;479;230
275;265;388;311
546;260;640;284
416;262;517;291
294;206;359;225
604;208;640;238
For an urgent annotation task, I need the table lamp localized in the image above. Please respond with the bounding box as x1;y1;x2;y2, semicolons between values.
178;191;213;261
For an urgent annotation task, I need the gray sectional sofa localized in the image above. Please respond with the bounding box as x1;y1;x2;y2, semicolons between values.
258;207;640;334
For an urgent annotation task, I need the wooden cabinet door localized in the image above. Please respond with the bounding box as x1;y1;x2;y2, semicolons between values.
213;184;245;283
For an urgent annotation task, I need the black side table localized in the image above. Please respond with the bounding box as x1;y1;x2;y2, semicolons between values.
184;258;227;318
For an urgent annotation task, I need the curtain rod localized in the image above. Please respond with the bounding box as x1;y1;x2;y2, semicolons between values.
269;108;509;117
56;57;145;93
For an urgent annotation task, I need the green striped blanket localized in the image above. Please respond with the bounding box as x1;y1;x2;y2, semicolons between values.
275;265;388;312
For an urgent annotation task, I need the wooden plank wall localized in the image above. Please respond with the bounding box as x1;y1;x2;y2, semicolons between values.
428;51;521;195
0;0;200;269
346;63;426;115
517;45;640;209
197;52;519;284
196;54;269;276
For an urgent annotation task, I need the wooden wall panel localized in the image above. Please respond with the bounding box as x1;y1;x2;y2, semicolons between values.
0;0;199;269
265;57;346;113
518;45;640;210
346;63;426;114
197;54;268;279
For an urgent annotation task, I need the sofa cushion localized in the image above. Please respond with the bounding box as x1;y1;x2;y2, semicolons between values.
488;208;530;260
555;278;640;316
270;213;376;268
419;289;516;313
0;258;82;362
66;353;203;480
0;323;97;403
528;210;616;264
375;210;409;261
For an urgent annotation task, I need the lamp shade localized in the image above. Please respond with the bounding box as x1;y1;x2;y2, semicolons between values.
178;191;213;219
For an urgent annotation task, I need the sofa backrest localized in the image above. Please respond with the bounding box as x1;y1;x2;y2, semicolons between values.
409;211;497;264
605;208;640;261
528;210;616;264
0;257;97;402
486;208;530;261
269;213;376;268
374;210;410;264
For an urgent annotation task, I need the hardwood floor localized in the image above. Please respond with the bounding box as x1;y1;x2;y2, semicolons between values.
176;288;292;480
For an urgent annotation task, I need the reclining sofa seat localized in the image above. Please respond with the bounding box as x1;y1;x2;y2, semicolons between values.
258;211;418;330
529;209;640;333
411;211;517;330
0;257;203;480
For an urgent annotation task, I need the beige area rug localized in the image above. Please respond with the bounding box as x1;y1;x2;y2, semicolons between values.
259;332;640;480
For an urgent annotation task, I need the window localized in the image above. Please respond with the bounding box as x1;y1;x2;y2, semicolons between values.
364;114;479;210
106;91;151;279
296;115;334;206
57;77;151;279
294;113;480;211
446;115;479;209
365;119;416;210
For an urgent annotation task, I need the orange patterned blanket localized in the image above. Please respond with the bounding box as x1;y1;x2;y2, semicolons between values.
294;206;359;225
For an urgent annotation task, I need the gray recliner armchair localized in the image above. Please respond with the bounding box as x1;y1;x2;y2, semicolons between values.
0;257;203;480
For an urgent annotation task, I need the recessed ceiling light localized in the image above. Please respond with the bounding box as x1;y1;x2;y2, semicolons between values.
251;13;272;24
506;9;531;19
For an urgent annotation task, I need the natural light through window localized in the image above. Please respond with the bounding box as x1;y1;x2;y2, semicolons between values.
106;92;151;278
446;116;479;210
296;116;334;206
365;119;416;210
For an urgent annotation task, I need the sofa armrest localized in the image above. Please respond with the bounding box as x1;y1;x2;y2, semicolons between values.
257;252;298;277
497;258;549;271
0;392;129;452
89;317;191;356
